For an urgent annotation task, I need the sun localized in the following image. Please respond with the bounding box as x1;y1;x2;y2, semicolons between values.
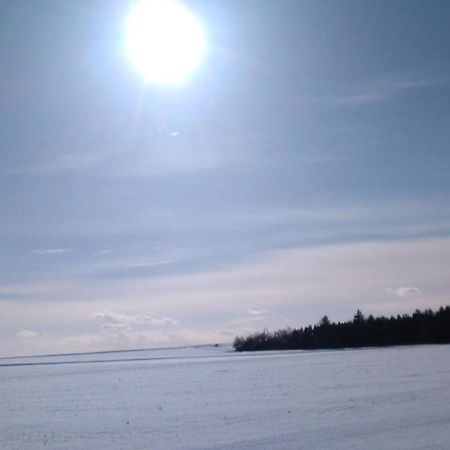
124;0;206;85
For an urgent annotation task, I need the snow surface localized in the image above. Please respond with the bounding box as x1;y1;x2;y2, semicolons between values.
1;344;450;449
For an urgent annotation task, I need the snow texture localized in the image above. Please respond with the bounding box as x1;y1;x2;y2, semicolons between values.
1;344;450;449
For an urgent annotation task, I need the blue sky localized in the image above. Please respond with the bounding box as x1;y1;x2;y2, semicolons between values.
1;0;450;356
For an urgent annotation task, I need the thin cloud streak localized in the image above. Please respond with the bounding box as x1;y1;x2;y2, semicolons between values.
16;330;42;339
93;310;179;327
386;287;423;298
31;248;73;256
312;75;448;106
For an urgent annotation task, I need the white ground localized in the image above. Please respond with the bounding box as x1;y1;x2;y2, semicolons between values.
1;344;450;449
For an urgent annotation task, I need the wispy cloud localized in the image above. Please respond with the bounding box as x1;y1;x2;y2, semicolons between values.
93;311;179;328
227;307;273;326
116;148;237;177
94;249;114;256
125;260;175;269
16;329;45;339
20;151;110;175
386;287;423;298
87;248;185;278
31;248;73;256
247;308;271;316
320;75;447;106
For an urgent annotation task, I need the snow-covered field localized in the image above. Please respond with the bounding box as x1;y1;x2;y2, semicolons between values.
1;344;450;449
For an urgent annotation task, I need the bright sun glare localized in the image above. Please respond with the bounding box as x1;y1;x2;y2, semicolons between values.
125;0;205;85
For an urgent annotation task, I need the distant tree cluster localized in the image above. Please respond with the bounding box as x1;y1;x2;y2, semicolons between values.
233;306;450;352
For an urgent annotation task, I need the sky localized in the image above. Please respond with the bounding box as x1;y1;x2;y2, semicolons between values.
1;0;450;356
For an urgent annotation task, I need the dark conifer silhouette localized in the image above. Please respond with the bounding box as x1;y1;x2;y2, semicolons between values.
233;305;450;351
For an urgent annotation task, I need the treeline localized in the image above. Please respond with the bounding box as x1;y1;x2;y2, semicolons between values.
233;306;450;352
